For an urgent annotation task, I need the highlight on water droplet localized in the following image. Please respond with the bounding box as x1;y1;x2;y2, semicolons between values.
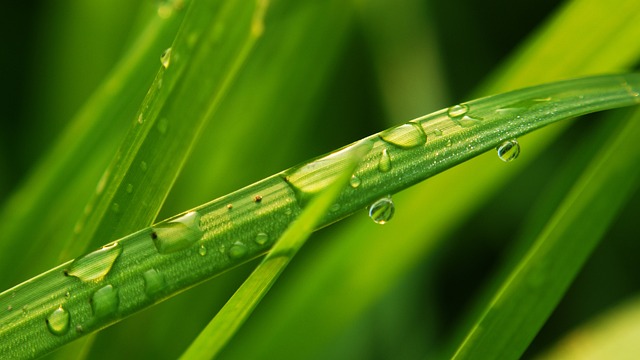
496;139;520;162
152;211;204;254
378;148;392;172
160;47;172;69
379;123;426;149
198;244;207;256
46;306;71;336
157;118;168;134
91;284;119;319
228;242;248;259
66;242;122;281
255;233;268;246
143;268;167;299
368;197;395;225
349;174;361;189
447;104;469;118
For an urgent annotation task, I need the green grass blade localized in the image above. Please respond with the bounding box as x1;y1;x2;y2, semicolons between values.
0;3;187;288
449;107;640;359
0;74;638;358
180;141;370;360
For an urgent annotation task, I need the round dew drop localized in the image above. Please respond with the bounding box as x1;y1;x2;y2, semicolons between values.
447;104;469;118
143;269;167;299
46;306;71;336
198;244;207;256
496;139;520;162
255;233;269;246
378;148;392;173
349;174;362;188
228;242;248;259
368;197;395;225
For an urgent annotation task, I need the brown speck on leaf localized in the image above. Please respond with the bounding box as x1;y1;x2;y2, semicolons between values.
254;195;262;203
151;231;158;240
226;204;233;210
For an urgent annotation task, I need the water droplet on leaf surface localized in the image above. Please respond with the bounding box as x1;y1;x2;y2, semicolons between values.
46;306;70;336
496;139;520;162
378;149;392;172
447;104;469;118
228;242;248;259
379;123;426;148
152;211;203;254
255;233;268;246
369;197;395;224
198;244;207;256
349;175;361;188
66;242;122;281
91;285;119;319
160;48;172;69
143;269;167;299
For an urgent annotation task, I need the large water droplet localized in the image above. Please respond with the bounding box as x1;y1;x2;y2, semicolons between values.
228;242;248;259
143;269;167;299
66;242;122;281
91;284;120;318
160;48;172;69
378;149;391;172
91;284;119;319
379;123;426;148
255;233;268;246
368;197;395;225
152;211;204;254
46;306;70;336
349;174;361;189
496;139;520;162
447;104;469;118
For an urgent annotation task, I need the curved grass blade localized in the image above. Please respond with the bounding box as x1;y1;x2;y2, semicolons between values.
450;107;640;359
180;141;370;360
0;74;638;358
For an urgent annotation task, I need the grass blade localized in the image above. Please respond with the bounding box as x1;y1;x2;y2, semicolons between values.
0;74;638;358
180;141;370;360
450;107;640;359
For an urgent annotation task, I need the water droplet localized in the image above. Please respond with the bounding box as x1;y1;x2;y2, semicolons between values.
65;291;71;299
160;48;172;69
22;305;28;316
378;148;392;172
140;161;148;172
91;285;119;319
126;183;134;194
447;104;469;118
157;0;184;19
137;114;144;124
66;242;122;281
330;203;341;212
46;306;70;336
456;115;482;128
255;233;268;246
111;203;120;214
226;203;233;210
157;118;168;134
152;211;204;254
228;242;248;259
496;139;520;162
498;97;551;112
433;128;443;136
349;174;361;188
143;269;167;299
446;139;452;147
379;123;426;148
198;244;207;256
6;305;12;311
75;325;84;334
368;197;395;225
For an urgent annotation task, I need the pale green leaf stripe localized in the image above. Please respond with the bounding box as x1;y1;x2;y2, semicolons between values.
0;74;638;359
180;141;371;360
451;107;640;359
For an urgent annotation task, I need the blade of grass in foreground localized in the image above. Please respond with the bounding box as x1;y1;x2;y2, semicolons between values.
450;107;640;359
180;141;370;360
0;74;638;359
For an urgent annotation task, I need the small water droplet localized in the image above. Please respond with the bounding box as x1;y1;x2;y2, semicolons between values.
379;123;426;148
46;306;71;336
378;148;391;172
137;114;144;124
368;197;395;225
330;203;341;212
152;211;204;254
255;233;268;246
75;324;84;334
140;161;148;172
143;269;167;299
22;305;28;316
496;139;520;162
226;203;233;210
447;104;469;118
126;183;134;194
91;285;119;319
349;174;361;188
157;0;184;19
446;139;452;147
157;118;168;134
433;128;443;137
160;47;172;69
228;242;248;259
67;242;122;281
111;203;120;214
7;305;12;311
198;244;207;256
65;291;71;299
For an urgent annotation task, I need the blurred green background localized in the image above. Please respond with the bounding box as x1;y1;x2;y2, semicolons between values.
1;0;639;359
